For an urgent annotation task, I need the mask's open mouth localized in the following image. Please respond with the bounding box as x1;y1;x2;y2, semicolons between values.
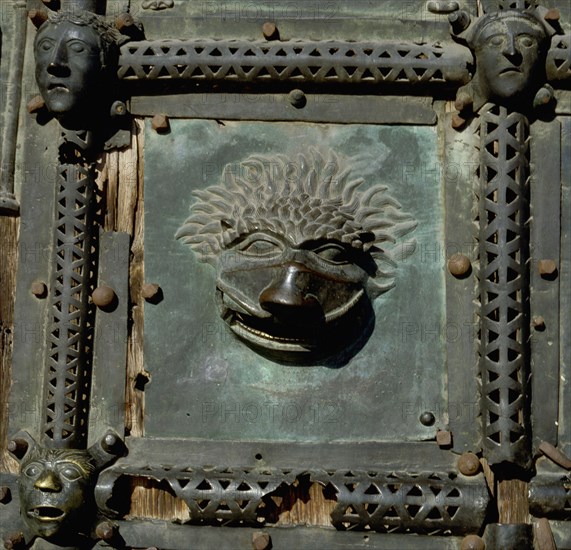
48;83;69;92
228;310;320;352
221;289;367;353
499;67;522;75
28;506;65;522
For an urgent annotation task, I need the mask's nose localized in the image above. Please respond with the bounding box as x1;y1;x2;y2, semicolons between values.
47;41;71;77
259;263;324;326
34;469;62;493
501;33;521;62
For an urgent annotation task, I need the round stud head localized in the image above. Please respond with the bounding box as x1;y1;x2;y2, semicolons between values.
448;254;471;277
458;453;481;476
31;282;47;298
262;22;279;40
420;411;436;426
461;534;485;550
288;89;307;108
252;531;271;550
92;286;116;308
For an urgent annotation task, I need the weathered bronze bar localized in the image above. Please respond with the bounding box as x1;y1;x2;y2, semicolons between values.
118;39;473;85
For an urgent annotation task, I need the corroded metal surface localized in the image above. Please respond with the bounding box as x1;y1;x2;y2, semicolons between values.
476;105;531;467
176;148;416;363
96;439;490;535
118;39;472;85
2;0;570;546
42;162;99;448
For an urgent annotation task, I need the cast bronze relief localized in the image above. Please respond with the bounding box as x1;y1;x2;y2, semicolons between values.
8;431;123;545
19;446;96;542
1;0;570;547
33;9;130;151
176;149;416;362
451;6;559;114
34;11;122;127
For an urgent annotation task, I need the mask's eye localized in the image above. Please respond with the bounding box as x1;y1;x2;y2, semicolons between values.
488;35;505;47
313;244;351;265
58;463;83;481
518;35;535;48
38;39;54;52
68;40;87;54
236;234;284;258
23;463;43;478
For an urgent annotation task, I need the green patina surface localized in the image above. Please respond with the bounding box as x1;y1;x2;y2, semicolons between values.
143;119;446;442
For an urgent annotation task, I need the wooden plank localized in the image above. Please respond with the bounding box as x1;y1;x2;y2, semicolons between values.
0;216;19;473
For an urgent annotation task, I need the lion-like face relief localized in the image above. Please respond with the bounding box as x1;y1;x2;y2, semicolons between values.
472;11;548;103
177;150;416;361
19;448;95;540
216;233;377;355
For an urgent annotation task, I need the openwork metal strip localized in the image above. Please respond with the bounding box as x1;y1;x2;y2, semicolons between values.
96;465;488;534
118;40;471;84
546;35;571;82
477;104;531;466
42;163;98;448
311;470;488;535
97;464;299;524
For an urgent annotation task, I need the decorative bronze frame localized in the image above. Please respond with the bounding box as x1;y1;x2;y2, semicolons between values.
1;0;570;548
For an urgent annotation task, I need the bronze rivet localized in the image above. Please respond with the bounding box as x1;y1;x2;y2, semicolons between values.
288;89;307;108
102;433;118;452
27;95;46;115
95;521;115;541
142;283;161;300
4;532;25;550
31;282;47;298
448;253;471;277
92;286;116;308
152;114;170;133
7;439;28;459
461;535;485;550
538;259;557;278
420;411;435;426
458;453;480;476
544;8;560;22
262;22;280;41
115;12;135;31
454;91;473;113
436;430;452;447
252;531;271;550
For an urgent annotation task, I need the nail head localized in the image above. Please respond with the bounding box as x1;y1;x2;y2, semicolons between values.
461;535;485;550
458;452;480;476
31;282;47;298
152;114;170;133
142;283;161;300
448;253;471;277
92;286;116;308
252;531;271;550
262;21;279;40
288;89;306;108
420;411;436;426
437;430;452;447
538;259;557;277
